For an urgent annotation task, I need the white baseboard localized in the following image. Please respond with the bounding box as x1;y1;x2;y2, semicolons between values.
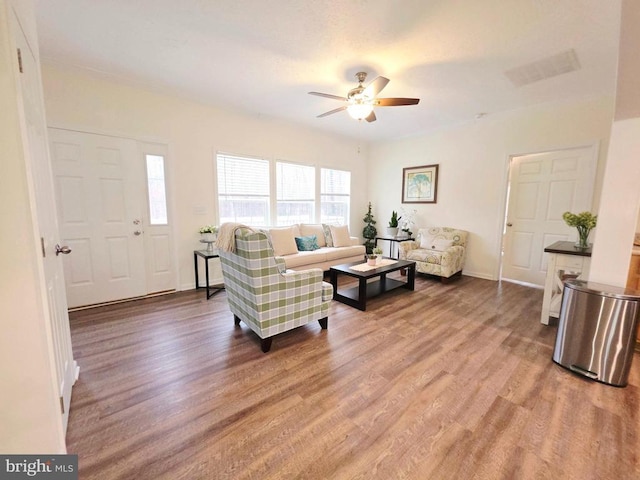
461;270;496;281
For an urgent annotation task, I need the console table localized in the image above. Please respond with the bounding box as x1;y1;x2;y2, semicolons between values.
540;241;592;325
194;249;224;299
374;236;413;259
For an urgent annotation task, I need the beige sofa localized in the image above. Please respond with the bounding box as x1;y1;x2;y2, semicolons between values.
264;223;365;271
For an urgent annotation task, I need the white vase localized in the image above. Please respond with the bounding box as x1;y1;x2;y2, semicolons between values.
201;232;216;242
387;227;399;237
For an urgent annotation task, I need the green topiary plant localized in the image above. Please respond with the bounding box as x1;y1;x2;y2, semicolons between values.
362;202;378;254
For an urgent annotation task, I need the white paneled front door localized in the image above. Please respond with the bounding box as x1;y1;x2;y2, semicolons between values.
49;129;150;308
501;146;596;286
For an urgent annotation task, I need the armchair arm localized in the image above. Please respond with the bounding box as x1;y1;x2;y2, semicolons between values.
274;256;287;273
281;267;324;285
349;236;361;246
280;267;332;304
398;240;418;260
439;246;466;277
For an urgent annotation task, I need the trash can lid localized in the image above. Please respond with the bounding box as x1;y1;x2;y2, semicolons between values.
564;279;640;301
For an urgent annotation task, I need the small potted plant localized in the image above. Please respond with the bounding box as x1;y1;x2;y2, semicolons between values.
366;253;379;266
199;225;218;252
372;246;383;264
387;210;401;237
199;225;219;242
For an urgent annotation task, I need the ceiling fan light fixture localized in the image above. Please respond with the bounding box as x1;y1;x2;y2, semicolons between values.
347;102;374;120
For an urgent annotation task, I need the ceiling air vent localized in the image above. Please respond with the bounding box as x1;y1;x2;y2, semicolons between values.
505;49;581;87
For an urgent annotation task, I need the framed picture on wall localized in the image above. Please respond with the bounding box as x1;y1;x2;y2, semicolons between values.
402;164;439;203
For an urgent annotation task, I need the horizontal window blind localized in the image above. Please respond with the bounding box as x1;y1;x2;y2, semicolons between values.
217;154;270;225
276;162;315;225
321;168;350;225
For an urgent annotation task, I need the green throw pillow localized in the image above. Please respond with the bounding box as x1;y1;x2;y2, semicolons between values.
295;235;319;251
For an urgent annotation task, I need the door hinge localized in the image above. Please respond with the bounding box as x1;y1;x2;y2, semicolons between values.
59;396;65;414
41;237;46;258
17;48;23;73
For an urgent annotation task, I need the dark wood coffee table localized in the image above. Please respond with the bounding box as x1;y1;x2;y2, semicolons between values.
329;259;416;311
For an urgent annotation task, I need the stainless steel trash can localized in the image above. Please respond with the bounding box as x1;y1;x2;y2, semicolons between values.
553;279;640;387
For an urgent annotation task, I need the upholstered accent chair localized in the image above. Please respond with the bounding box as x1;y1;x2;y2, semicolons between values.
218;226;333;352
398;227;468;283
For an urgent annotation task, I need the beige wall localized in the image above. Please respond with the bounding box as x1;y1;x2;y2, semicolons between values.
41;64;368;289
589;0;640;286
367;96;615;280
42;62;617;285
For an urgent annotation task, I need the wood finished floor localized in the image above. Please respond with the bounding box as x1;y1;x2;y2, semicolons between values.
66;274;640;479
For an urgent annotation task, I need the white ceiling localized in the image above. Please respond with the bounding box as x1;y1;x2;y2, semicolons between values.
34;0;621;143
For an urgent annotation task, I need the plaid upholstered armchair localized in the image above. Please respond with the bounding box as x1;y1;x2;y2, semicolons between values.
217;226;333;352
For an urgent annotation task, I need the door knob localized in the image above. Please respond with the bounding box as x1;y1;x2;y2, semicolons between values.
134;230;142;236
506;223;513;227
55;244;72;256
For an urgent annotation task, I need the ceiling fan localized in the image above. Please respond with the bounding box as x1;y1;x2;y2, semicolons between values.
308;72;420;122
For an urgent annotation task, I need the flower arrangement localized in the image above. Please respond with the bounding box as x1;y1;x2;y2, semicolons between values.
372;246;383;256
199;225;219;234
562;211;597;248
399;207;417;237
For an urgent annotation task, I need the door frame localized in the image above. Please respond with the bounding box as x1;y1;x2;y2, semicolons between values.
47;122;180;302
497;141;600;285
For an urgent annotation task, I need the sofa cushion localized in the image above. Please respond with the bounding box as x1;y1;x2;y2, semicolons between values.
407;249;443;265
322;224;334;247
330;225;351;247
281;250;328;269
299;224;327;247
323;245;366;261
295;235;320;251
420;236;454;251
269;226;299;256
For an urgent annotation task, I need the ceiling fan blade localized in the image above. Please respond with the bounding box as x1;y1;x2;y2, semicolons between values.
363;76;390;98
317;106;347;118
365;111;377;122
375;98;420;106
308;92;348;101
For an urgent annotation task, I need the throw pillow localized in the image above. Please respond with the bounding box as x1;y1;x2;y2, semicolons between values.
330;225;351;247
269;226;299;256
420;236;454;252
295;235;319;251
299;224;327;247
322;224;334;247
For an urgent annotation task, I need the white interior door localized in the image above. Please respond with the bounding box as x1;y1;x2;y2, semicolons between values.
49;129;147;308
501;146;596;286
11;12;77;432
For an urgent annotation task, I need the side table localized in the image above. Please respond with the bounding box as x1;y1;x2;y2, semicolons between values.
194;249;225;299
540;241;591;325
374;236;414;259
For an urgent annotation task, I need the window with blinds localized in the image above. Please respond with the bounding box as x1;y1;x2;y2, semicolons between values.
217;154;270;225
276;162;315;226
216;154;352;228
321;168;350;225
